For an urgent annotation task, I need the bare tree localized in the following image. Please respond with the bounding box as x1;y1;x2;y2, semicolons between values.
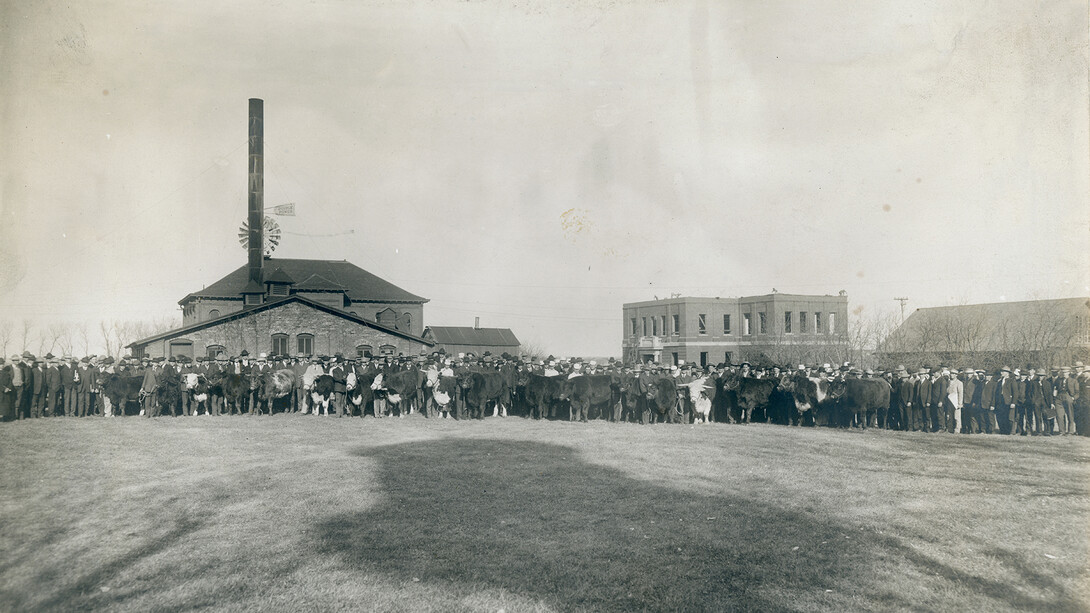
0;320;11;356
19;319;33;353
76;322;91;356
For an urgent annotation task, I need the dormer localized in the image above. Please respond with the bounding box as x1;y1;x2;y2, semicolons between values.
264;267;295;298
241;279;265;306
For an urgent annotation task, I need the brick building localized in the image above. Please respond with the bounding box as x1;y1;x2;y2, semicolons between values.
178;258;427;337
128;295;432;360
621;292;850;367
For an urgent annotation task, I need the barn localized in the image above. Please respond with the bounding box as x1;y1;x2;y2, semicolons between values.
423;325;521;358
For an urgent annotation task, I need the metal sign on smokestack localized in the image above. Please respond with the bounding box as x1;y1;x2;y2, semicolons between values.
248;98;264;286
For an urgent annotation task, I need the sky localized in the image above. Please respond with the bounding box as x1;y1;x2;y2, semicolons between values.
1;0;1087;357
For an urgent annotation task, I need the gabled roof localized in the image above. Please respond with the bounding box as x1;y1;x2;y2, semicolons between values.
131;294;434;348
179;258;427;304
880;297;1090;353
425;326;521;347
263;267;295;284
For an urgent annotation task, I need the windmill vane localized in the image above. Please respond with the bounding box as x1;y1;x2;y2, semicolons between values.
238;215;281;256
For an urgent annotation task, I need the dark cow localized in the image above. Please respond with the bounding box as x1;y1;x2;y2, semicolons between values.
379;369;421;417
722;374;776;424
642;376;678;424
557;375;613;422
101;374;144;416
458;371;508;420
347;370;377;417
520;373;561;420
828;378;891;429
311;374;335;414
210;372;248;415
788;375;837;427
155;373;183;417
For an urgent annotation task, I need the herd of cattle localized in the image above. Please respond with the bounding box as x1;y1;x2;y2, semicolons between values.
66;355;1086;437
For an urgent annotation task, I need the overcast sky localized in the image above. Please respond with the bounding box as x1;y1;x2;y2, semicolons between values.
1;0;1087;357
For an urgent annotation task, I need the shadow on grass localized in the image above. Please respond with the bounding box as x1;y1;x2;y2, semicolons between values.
314;439;1085;612
310;440;859;610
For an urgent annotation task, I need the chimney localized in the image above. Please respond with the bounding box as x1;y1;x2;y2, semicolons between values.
474;317;480;329
247;98;264;287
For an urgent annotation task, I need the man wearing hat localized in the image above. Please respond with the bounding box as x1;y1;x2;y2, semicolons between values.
1056;366;1078;435
912;368;932;432
996;367;1018;434
891;366;913;431
59;356;77;417
942;368;964;434
28;356;46;418
76;357;97;418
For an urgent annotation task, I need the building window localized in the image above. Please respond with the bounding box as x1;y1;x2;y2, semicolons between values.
169;340;193;359
356;344;373;358
269;283;289;297
631;318;637;336
827;313;836;334
642;317;648;336
245;294;262;306
759;312;767;334
296;334;313;356
652;317;659;336
672;352;679;366
699;351;708;367
271;334;289;357
800;311;808;333
207;309;220;320
206;344;225;359
815;312;823;333
672;314;680;335
784;311;792;334
698;314;707;335
723;314;731;335
724;351;732;365
402;313;412;332
379;344;396;356
743;313;751;335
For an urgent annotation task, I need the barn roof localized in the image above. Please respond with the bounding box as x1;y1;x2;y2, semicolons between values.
180;258;426;304
131;294;434;349
880;297;1090;353
425;326;521;347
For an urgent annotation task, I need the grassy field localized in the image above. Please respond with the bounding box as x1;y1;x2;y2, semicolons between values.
0;415;1088;612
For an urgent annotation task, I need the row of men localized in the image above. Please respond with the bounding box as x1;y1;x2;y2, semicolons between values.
3;350;1089;438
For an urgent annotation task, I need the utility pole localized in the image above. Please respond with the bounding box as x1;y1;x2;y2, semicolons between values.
894;297;909;322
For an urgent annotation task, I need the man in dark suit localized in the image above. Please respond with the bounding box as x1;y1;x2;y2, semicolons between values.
46;358;63;416
330;355;347;417
10;354;29;420
0;357;12;421
29;358;46;418
913;368;931;432
928;369;948;433
997;367;1018;434
60;357;77;417
76;357;97;417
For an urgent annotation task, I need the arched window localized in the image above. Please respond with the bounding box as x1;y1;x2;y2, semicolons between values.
402;312;412;331
271;333;289;357
207;309;220;320
206;344;226;359
379;344;396;356
356;344;373;358
296;333;314;356
376;308;397;328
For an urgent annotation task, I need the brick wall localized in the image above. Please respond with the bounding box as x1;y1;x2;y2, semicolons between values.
142;301;429;359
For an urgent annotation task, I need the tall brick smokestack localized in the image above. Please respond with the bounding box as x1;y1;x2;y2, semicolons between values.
248;98;264;287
